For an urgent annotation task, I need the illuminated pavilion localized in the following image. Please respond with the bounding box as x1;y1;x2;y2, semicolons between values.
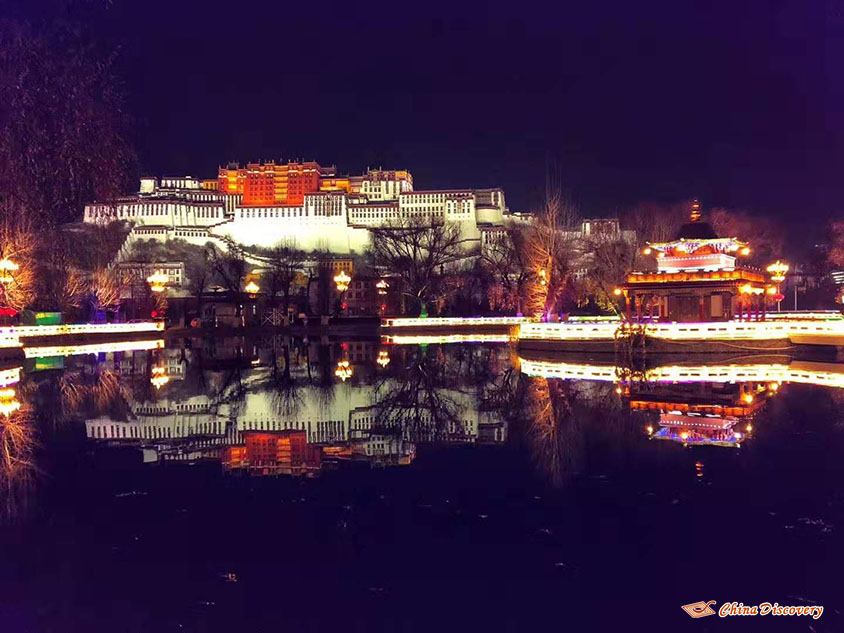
621;202;773;322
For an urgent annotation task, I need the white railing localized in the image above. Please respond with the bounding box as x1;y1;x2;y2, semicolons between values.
519;358;844;389
0;366;21;387
0;327;22;349
518;318;844;343
14;321;164;338
383;333;513;345
24;338;165;359
382;316;530;328
645;321;791;341
518;321;619;340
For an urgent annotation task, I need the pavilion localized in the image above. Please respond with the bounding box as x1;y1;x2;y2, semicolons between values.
621;202;773;322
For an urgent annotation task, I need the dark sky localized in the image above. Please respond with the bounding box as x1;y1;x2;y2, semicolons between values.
14;0;844;228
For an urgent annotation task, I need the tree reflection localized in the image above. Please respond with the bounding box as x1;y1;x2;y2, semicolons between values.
372;345;468;442
0;399;36;521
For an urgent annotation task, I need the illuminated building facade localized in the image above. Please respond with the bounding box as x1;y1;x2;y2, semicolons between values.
84;161;510;254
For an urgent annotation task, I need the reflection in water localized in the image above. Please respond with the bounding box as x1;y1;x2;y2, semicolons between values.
5;337;844;520
0;367;34;519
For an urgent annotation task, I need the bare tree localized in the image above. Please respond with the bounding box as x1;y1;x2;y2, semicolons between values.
523;189;580;318
0;20;134;227
482;225;532;314
265;243;304;314
368;215;468;316
208;242;247;305
0;212;37;312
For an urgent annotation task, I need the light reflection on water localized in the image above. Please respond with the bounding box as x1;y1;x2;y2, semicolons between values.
2;337;844;630
3;337;844;498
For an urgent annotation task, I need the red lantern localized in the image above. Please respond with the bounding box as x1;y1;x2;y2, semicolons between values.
773;293;785;302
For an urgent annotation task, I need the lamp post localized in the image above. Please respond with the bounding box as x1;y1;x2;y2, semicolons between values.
766;261;789;312
333;271;351;316
0;258;18;317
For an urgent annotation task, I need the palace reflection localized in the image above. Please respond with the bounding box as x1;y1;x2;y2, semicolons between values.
82;338;510;476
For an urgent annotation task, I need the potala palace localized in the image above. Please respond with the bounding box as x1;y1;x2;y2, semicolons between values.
83;160;518;253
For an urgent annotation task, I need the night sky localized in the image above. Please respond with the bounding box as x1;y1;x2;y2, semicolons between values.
11;0;844;227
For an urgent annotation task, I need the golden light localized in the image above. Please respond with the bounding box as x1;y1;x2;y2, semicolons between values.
646;425;654;435
0;387;21;417
150;365;169;389
334;271;351;292
745;424;753;433
742;393;754;404
766;260;789;283
769;382;780;392
377;350;391;368
766;286;778;295
679;431;689;441
376;279;390;295
642;247;652;255
244;280;260;295
613;287;623;296
334;359;353;381
147;272;168;293
657;252;666;258
615;385;623;394
740;246;751;256
740;283;752;295
0;259;19;271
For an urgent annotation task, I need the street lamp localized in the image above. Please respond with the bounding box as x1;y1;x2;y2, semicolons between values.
0;387;21;417
334;271;351;292
377;349;390;368
147;272;168;293
376;279;389;295
244;280;260;296
0;258;18;284
766;260;789;311
334;359;353;381
150;365;169;389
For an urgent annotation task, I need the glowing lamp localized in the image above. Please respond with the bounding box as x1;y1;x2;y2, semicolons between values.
740;246;751;256
147;272;168;292
646;425;654;435
745;424;753;433
679;432;689;441
766;286;777;295
334;359;353;381
642;247;652;255
615;385;622;394
0;259;19;272
613;288;623;296
742;393;754;404
0;387;20;417
334;271;351;292
766;260;789;283
244;280;260;295
377;350;391;368
376;279;389;295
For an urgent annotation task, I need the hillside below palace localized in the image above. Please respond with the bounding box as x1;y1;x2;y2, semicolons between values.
84;160;516;253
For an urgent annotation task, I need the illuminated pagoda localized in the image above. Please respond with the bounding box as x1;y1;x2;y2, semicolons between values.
621;201;772;322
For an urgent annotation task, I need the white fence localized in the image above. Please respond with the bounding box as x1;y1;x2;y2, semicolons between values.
382;316;530;328
518;319;844;343
519;358;844;389
1;321;164;350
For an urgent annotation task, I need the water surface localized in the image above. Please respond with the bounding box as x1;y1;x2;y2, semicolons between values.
1;337;842;632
